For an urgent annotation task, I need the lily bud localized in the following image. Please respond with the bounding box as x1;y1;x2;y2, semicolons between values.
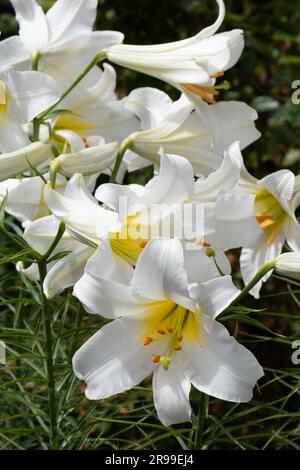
275;252;300;280
51;142;119;178
0;142;51;181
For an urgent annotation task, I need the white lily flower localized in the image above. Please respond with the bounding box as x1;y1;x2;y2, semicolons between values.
96;146;260;253
23;215;92;297
16;260;40;282
0;173;66;222
0;142;51;181
24;215;81;256
73;239;263;427
230;143;300;297
53;64;139;152
123;88;260;175
1;0;123;91
105;0;243;103
275;252;300;281
0;70;58;152
43;148;259;295
52;141;119;178
43;174;120;248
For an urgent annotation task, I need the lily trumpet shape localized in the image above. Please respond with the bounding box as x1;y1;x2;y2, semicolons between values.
0;142;51;182
73;238;264;427
1;0;123;90
123;88;260;175
231;144;300;297
106;0;243;102
0;70;58;152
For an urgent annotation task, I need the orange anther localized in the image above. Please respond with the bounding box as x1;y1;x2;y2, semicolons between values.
140;241;147;249
260;218;276;229
152;354;161;363
157;328;166;335
210;71;225;78
143;337;153;346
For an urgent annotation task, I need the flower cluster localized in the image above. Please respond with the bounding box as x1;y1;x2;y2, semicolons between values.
1;0;300;427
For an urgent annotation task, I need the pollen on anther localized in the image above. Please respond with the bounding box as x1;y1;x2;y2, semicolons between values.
177;335;183;341
174;344;182;351
198;241;211;247
157;328;166;335
152;354;161;363
211;71;225;79
167;327;174;333
140;241;147;249
143;336;153;346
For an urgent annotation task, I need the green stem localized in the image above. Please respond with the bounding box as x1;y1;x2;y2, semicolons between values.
37;50;107;122
42;221;66;262
32;118;40;142
0;224;28;251
194;392;207;450
38;259;58;449
109;139;132;183
49;159;62;190
228;259;276;308
35;222;65;448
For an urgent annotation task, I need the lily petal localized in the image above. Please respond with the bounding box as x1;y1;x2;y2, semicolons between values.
44;245;95;299
181;321;264;402
153;363;191;426
54;141;118;177
73;316;157;399
0;142;51;181
11;0;49;51
189;275;240;318
73;239;137;318
259;170;295;214
207;192;260;251
240;231;284;298
131;239;193;310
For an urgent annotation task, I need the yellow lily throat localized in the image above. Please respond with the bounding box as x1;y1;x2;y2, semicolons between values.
51;113;93;153
109;214;148;265
0;80;9;118
142;301;201;371
255;188;287;245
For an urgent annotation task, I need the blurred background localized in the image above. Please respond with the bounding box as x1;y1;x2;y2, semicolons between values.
1;0;300;176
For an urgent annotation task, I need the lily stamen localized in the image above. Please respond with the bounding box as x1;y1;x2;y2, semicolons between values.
151;354;161;363
157;329;166;335
181;83;219;105
143;336;153;346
